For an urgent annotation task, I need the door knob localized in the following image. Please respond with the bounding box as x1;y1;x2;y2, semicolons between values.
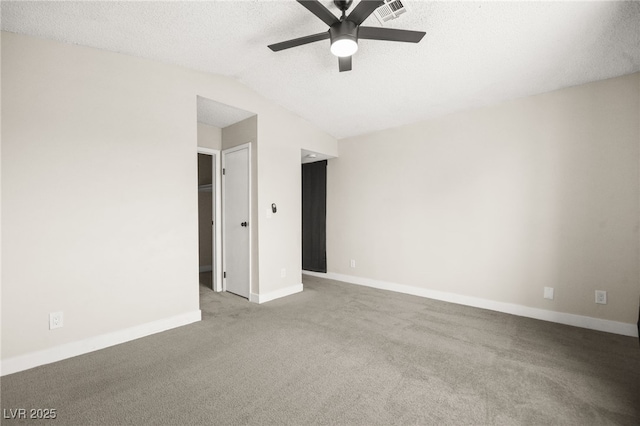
241;221;248;227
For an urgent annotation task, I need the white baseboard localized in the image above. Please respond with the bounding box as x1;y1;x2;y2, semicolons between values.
1;310;202;376
302;271;639;338
250;283;303;304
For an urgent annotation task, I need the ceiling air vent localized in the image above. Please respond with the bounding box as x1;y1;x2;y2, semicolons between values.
374;0;407;24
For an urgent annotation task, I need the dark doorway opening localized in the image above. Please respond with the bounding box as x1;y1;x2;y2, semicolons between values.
302;160;327;273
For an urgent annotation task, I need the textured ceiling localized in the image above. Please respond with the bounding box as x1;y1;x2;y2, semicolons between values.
2;1;639;139
197;96;255;128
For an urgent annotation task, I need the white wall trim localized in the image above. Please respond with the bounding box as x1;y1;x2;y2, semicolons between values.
303;271;639;338
250;283;303;304
1;310;202;376
197;147;219;156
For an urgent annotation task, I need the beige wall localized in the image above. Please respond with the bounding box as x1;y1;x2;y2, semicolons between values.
1;31;336;362
222;116;257;150
328;73;640;325
197;122;222;151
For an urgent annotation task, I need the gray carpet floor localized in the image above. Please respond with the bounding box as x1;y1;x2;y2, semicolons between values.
1;275;639;425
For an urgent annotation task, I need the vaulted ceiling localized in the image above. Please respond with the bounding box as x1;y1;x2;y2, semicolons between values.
2;1;639;138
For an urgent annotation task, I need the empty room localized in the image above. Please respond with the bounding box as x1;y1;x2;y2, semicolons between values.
1;1;639;424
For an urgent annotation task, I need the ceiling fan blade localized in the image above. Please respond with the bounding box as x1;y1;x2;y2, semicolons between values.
339;56;352;72
268;32;329;52
297;0;339;27
347;0;384;26
358;26;426;43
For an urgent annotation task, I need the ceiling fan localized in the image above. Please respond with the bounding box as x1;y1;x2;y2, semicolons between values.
268;0;426;72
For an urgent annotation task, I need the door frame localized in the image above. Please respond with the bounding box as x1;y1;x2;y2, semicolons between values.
222;142;252;298
197;148;222;292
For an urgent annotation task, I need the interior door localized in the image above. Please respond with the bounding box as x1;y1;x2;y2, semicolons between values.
222;144;251;298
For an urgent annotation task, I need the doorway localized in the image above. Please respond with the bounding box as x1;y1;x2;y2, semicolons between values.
197;148;222;292
197;95;255;301
302;160;327;273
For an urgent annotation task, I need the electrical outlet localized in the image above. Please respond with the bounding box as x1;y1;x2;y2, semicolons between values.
543;287;554;300
280;268;286;278
595;290;607;305
350;259;356;268
49;311;63;330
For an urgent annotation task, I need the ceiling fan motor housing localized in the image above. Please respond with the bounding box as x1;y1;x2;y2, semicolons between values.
329;20;358;46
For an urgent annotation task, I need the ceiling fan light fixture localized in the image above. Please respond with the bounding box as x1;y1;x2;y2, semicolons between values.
329;19;358;57
331;38;358;57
